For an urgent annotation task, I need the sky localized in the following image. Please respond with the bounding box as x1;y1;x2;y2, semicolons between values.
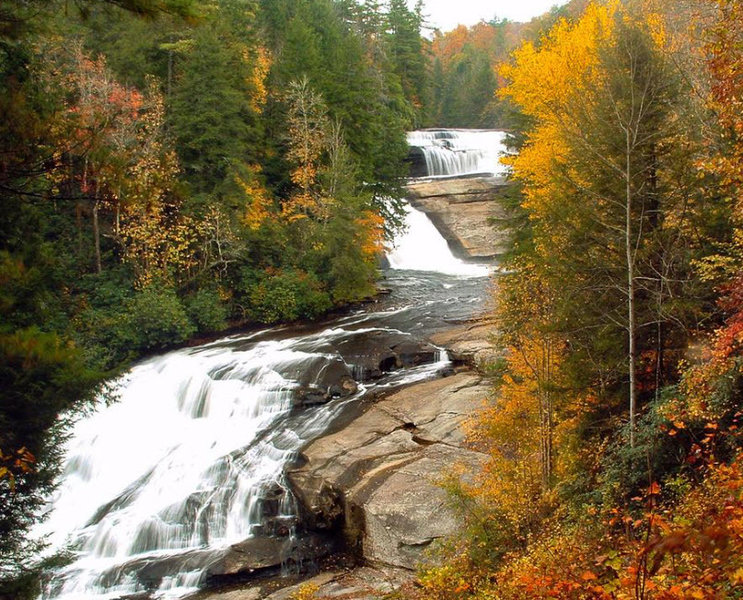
411;0;570;32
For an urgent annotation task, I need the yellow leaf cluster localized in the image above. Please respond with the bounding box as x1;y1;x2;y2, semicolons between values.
499;2;620;245
243;45;271;113
236;165;273;230
354;210;385;260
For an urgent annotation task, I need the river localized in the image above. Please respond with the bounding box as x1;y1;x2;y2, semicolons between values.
37;129;505;600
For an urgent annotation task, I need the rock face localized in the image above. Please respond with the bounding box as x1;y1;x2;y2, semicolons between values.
289;372;489;570
406;175;513;260
429;317;500;369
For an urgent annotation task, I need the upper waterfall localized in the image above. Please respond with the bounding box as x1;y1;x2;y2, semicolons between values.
406;129;507;178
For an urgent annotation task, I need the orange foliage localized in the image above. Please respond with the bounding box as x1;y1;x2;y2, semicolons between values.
354;210;385;260
236;164;273;230
0;447;35;491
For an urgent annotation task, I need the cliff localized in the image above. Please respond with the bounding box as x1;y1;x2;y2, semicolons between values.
406;175;513;261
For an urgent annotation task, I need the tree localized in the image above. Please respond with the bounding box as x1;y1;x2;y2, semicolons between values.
501;4;710;446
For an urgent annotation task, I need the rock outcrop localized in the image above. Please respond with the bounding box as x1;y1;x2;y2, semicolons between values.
429;316;501;369
289;372;490;569
199;321;497;600
406;175;513;260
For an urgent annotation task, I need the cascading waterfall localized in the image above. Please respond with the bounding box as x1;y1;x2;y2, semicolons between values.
386;203;490;277
407;129;507;178
37;128;494;600
38;327;451;600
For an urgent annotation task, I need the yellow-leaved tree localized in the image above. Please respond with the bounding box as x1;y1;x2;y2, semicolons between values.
501;1;706;447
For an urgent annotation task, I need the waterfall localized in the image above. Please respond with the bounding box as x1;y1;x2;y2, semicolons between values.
37;128;494;600
386;203;490;277
36;326;450;600
407;129;507;178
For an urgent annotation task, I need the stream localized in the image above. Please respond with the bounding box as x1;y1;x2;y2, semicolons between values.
37;129;505;600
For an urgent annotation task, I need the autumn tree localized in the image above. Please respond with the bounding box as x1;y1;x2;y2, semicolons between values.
501;3;710;446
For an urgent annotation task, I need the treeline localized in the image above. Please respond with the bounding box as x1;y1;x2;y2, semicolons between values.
427;0;591;128
0;0;430;595
414;1;743;598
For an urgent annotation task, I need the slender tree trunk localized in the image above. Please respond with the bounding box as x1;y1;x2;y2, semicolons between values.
115;186;121;239
79;157;88;256
93;180;102;275
626;133;637;448
539;339;554;490
546;340;553;485
167;49;173;99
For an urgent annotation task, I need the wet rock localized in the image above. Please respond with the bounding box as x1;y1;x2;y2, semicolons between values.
332;330;439;381
292;359;358;407
207;538;289;577
126;549;214;590
429;318;500;370
406;146;429;178
390;340;438;368
207;534;335;578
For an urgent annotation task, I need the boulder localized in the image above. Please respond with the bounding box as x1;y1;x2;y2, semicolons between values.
358;445;485;568
429;318;500;369
331;330;439;381
206;534;335;578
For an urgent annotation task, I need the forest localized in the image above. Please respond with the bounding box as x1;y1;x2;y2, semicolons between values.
2;0;743;598
412;1;743;598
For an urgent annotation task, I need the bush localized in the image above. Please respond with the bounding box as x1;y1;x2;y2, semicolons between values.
185;288;228;333
79;284;196;363
247;269;331;324
119;284;196;352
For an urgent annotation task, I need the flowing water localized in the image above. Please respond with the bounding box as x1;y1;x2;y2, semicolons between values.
406;129;507;177
37;129;505;600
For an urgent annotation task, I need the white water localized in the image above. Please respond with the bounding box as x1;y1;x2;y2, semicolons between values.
407;129;507;178
386;203;490;277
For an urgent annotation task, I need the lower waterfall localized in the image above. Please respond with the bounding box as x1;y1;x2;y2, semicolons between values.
37;325;452;599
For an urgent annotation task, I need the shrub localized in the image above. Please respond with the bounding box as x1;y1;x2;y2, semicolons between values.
247;269;331;324
119;284;196;352
185;288;228;333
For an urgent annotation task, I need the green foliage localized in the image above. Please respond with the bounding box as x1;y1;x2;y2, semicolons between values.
117;284;196;353
185;287;228;333
0;329;102;587
245;269;331;324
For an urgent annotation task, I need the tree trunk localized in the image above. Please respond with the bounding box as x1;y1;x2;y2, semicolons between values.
93;180;102;275
626;133;637;448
